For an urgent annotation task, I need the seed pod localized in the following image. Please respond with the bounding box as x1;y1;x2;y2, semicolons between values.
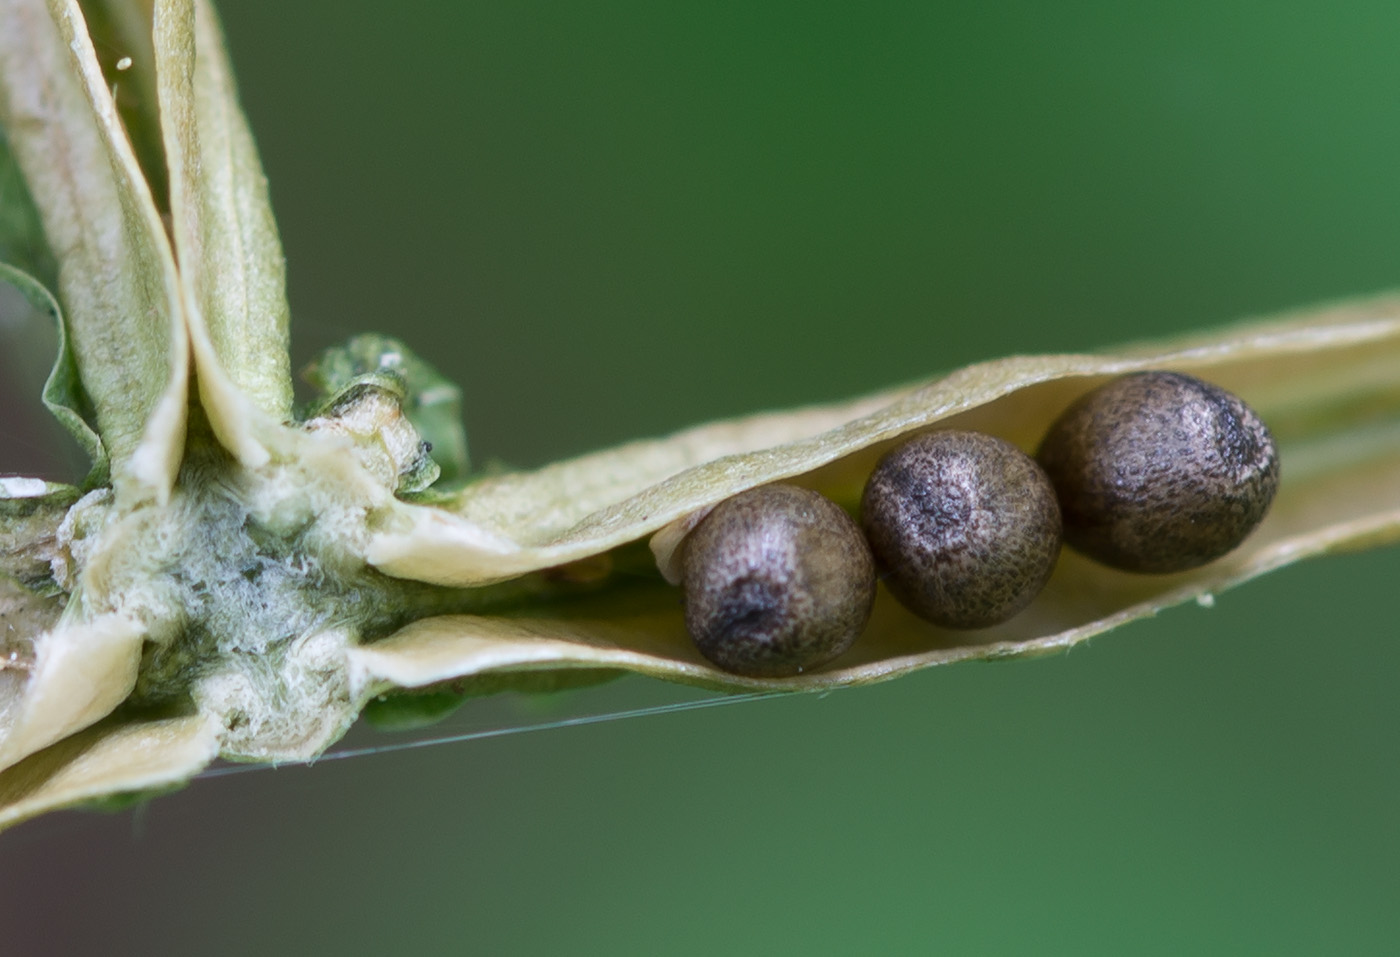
861;431;1062;629
1036;371;1280;573
682;485;875;677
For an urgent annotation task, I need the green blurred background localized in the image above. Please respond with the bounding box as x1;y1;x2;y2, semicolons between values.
4;1;1400;952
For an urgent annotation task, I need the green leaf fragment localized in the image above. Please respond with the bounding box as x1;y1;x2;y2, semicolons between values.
360;668;627;732
0;263;108;486
360;689;468;732
0;128;58;292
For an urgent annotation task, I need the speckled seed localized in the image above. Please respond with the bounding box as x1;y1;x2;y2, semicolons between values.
1035;371;1280;573
682;485;876;678
861;431;1062;629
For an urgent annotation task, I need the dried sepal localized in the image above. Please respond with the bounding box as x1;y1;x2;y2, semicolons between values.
0;612;144;769
154;0;293;460
0;0;188;503
0;714;218;832
0;481;163;773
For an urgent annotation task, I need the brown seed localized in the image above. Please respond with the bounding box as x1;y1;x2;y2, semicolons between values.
861;431;1062;629
1035;371;1280;573
682;485;875;678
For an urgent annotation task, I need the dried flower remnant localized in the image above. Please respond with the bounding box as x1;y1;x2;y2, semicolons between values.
2;0;1400;832
1036;371;1280;573
682;485;876;677
861;431;1062;629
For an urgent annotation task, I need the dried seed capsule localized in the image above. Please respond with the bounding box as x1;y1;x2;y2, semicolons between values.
1035;371;1280;573
861;431;1062;629
682;485;876;678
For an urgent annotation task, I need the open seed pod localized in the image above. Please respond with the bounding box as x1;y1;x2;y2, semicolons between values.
2;0;1400;833
373;293;1400;684
11;288;1399;832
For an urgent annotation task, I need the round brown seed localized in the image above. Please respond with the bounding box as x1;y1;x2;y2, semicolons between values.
682;485;876;678
861;431;1062;629
1035;371;1280;573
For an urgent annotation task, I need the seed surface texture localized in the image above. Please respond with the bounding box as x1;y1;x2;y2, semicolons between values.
861;430;1062;629
1036;371;1280;573
682;485;876;677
